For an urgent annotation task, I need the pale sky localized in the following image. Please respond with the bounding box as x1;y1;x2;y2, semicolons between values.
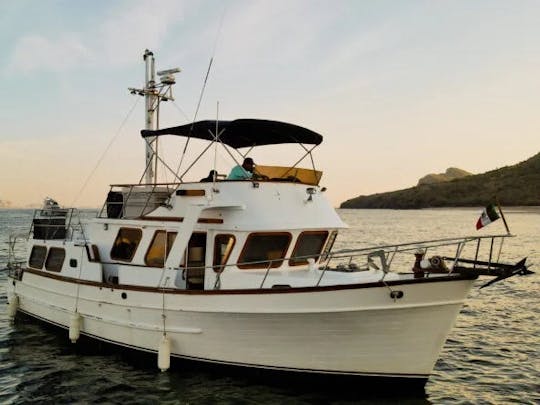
1;0;539;208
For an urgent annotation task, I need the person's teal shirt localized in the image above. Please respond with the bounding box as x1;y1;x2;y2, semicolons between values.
227;165;252;180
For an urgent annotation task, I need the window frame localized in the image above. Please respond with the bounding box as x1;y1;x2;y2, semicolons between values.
144;230;177;268
28;245;47;269
45;247;66;272
213;234;236;273
320;230;338;262
289;231;329;266
237;232;292;270
110;227;143;262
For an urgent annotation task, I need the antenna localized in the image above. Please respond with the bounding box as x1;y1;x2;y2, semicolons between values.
158;68;182;75
129;50;181;184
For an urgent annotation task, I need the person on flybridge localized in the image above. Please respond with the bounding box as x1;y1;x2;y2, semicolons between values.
227;157;255;180
200;170;218;182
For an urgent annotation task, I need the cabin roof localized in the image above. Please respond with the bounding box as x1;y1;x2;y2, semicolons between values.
140;119;323;148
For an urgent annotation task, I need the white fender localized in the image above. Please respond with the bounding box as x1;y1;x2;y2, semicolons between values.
158;335;171;372
7;294;19;319
69;312;82;343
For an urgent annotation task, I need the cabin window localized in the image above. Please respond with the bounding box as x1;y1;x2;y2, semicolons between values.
110;228;142;262
29;245;47;269
238;233;292;269
289;231;329;266
45;247;65;272
145;231;177;267
320;230;338;262
213;234;235;272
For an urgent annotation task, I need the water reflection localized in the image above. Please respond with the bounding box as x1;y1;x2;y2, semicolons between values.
2;316;432;404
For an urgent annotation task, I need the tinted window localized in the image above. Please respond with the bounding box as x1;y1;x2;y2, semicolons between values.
29;245;47;269
45;247;65;272
213;234;235;272
110;228;142;261
289;231;328;266
145;231;177;267
238;233;291;269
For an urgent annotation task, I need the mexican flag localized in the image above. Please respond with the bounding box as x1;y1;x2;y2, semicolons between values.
476;204;500;230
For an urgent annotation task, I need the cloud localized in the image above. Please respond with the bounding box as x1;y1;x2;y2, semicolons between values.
6;0;186;74
216;0;342;68
8;34;92;73
99;0;187;66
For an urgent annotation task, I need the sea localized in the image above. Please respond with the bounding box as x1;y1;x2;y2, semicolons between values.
0;208;538;404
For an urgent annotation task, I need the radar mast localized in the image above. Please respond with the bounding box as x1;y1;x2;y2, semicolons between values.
129;49;181;184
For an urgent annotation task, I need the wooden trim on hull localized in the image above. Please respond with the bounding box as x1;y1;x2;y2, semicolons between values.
20;267;477;295
15;308;430;386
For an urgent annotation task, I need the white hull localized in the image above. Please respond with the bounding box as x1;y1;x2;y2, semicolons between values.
9;271;474;378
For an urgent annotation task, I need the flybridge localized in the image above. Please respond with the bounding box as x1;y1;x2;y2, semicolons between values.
130;50;323;186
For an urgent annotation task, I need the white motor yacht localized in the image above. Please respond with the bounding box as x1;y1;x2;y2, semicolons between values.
5;50;532;390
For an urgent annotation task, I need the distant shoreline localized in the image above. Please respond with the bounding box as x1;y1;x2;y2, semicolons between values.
2;206;539;212
340;152;540;210
336;206;540;213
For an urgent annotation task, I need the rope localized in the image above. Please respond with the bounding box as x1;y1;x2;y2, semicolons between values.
191;6;226;125
70;97;140;206
212;102;220;189
173;57;213;177
171;101;191;122
175;7;226;178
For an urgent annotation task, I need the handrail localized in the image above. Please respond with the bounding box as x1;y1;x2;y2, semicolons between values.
28;208;87;242
109;182;182;187
99;234;508;289
99;183;177;219
330;234;511;256
212;234;510;287
8;231;513;290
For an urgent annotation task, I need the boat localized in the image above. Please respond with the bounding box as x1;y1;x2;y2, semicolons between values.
4;49;533;390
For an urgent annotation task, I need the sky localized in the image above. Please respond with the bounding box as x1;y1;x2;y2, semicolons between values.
1;0;539;208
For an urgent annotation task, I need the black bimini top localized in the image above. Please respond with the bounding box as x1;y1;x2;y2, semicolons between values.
140;119;323;148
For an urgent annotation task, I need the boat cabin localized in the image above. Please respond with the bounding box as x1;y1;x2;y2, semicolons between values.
25;119;346;291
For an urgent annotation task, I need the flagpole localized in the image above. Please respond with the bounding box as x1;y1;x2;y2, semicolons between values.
496;198;511;235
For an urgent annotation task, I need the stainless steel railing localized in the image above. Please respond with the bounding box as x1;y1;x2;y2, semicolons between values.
98;183;178;219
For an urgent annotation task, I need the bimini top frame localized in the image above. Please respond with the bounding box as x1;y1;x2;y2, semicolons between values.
140;119;324;185
141;119;323;148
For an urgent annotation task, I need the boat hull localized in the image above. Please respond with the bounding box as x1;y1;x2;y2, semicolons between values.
8;270;475;380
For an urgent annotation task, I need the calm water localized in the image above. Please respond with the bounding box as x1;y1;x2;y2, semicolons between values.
0;208;538;404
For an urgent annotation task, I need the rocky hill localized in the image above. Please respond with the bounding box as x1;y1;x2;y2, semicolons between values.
341;152;540;209
417;167;472;185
